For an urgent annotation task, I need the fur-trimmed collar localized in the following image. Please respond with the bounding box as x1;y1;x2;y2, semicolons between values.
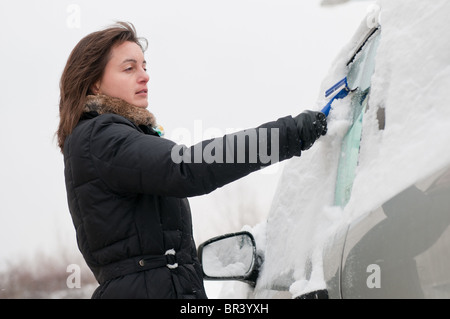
84;94;157;128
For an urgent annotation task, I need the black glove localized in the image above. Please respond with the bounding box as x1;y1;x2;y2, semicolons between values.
294;110;327;151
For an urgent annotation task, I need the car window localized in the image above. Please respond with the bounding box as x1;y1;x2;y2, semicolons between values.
334;29;381;207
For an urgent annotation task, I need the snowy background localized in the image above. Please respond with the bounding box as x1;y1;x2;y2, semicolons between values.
0;0;378;297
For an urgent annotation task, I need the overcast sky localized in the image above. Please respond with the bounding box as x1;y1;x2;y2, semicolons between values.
0;0;373;267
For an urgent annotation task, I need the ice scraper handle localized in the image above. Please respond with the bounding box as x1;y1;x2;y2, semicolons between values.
294;110;327;151
321;99;334;117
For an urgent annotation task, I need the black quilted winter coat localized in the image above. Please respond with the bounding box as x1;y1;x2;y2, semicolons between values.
63;95;302;299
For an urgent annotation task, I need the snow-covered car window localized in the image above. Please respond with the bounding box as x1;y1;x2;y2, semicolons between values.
334;29;381;208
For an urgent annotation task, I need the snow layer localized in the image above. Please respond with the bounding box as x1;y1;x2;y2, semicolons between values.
239;0;450;298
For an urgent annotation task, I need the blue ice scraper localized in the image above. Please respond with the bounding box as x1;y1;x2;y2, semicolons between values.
321;77;352;117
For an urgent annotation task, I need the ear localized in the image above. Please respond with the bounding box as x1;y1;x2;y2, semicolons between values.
90;81;101;95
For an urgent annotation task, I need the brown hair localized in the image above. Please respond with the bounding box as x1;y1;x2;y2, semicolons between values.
57;21;147;152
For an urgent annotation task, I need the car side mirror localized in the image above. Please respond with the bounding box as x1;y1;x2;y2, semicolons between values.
198;231;259;286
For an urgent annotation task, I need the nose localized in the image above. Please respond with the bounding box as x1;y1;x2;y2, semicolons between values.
139;67;149;84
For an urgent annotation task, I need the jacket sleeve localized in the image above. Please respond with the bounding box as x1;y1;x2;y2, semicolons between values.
89;114;302;198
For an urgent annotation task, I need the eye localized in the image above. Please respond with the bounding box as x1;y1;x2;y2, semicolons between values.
124;66;133;72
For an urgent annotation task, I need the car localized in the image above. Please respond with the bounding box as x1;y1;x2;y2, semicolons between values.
197;2;450;299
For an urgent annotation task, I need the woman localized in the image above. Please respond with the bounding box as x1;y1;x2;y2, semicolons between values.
58;22;327;299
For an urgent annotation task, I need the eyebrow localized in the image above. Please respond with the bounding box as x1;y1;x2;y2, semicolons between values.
121;59;146;65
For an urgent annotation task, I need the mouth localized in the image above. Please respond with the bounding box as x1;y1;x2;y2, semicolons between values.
136;88;148;96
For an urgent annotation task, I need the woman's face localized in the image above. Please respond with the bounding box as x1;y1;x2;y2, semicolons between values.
93;41;149;108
